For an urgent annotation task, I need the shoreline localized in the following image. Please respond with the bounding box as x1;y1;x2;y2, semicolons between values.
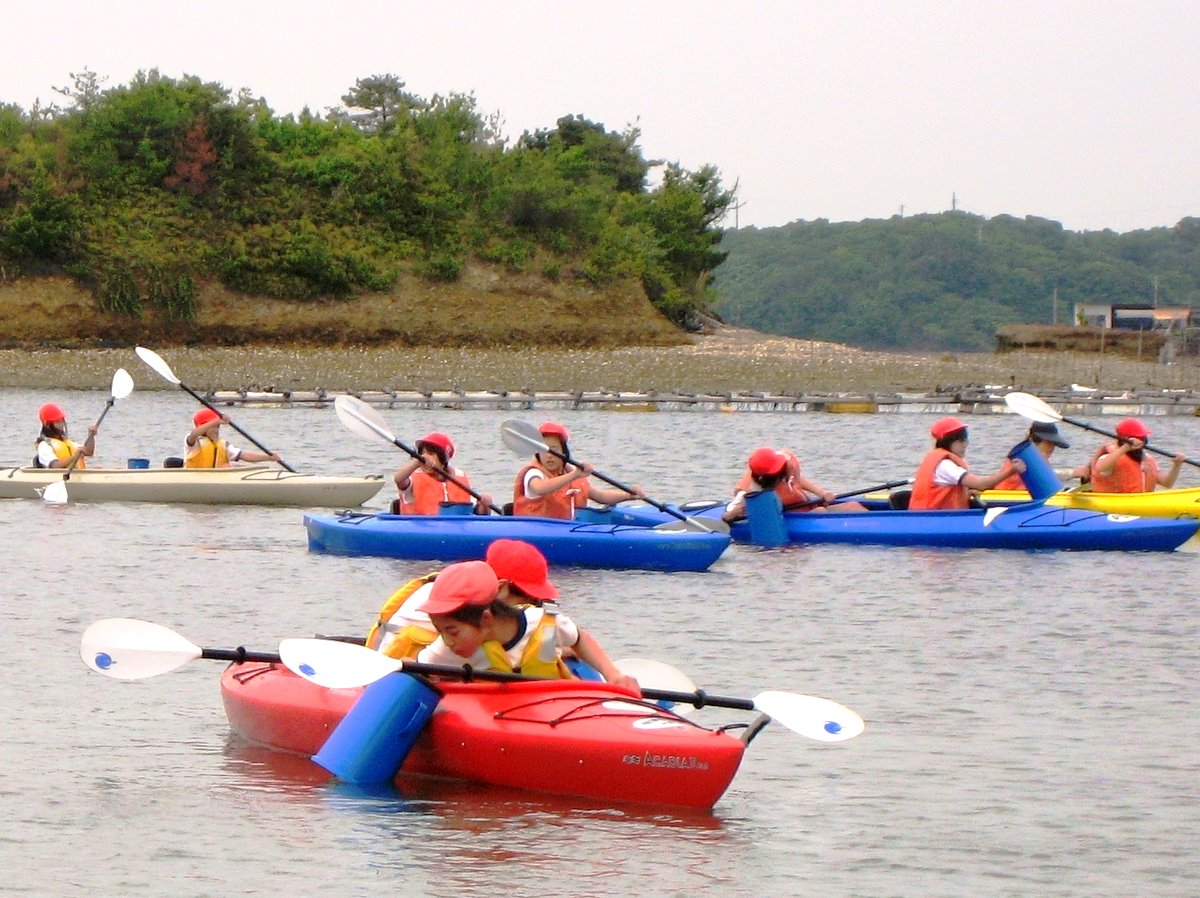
2;326;1198;395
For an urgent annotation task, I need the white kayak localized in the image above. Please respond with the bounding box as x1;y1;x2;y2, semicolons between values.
0;465;384;507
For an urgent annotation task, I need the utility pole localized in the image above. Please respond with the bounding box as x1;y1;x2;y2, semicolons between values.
1052;287;1058;324
951;192;957;212
1153;276;1159;308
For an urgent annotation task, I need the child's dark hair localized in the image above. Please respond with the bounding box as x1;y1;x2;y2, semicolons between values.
752;470;784;490
443;599;522;627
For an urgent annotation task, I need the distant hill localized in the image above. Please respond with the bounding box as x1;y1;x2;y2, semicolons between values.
711;212;1200;352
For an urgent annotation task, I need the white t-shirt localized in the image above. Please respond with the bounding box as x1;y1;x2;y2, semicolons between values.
36;440;66;468
417;606;580;669
932;458;969;486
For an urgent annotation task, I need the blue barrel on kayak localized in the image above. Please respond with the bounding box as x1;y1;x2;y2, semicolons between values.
127;457;150;469
745;489;789;548
313;672;441;784
1008;438;1063;501
438;501;474;516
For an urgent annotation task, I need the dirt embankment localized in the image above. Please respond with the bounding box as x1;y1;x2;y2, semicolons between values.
0;267;687;350
2;272;1198;394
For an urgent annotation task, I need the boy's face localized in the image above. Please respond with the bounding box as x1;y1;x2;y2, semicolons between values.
429;612;489;658
539;436;566;471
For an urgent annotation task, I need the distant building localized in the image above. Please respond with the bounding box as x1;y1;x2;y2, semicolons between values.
1073;303;1192;332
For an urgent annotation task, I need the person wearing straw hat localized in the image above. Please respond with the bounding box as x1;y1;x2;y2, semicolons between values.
185;408;281;468
1086;418;1186;492
995;422;1070;490
34;402;97;469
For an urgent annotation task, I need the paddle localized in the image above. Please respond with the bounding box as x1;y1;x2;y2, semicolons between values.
41;368;135;505
334;395;504;515
279;637;864;743
134;345;296;473
499;419;728;534
80;619;863;742
1005;391;1200;471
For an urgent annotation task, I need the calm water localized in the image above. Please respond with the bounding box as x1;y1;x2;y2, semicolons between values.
2;386;1198;897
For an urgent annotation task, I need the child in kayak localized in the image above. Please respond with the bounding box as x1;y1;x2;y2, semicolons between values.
185;408;281;468
994;422;1070;490
34;402;97;469
413;558;641;693
1086;418;1186;492
366;540;637;691
392;431;493;515
512;421;643;519
910;417;1024;509
722;446;866;522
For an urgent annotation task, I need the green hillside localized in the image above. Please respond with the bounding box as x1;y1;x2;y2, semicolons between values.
713;212;1200;351
0;70;731;332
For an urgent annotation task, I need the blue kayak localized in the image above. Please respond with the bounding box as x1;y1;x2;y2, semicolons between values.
303;507;731;572
612;497;1200;552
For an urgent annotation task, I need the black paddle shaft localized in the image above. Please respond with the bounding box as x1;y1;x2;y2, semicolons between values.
212;648;758;714
181;384;297;472
1062;415;1200;471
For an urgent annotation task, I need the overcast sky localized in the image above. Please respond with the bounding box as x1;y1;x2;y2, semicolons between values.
5;1;1198;233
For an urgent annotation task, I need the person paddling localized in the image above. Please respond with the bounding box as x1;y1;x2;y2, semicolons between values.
392;431;492;515
34;403;97;469
1085;418;1185;493
722;446;866;522
994;422;1070;490
185;408;281;468
512;421;643;519
909;417;1025;510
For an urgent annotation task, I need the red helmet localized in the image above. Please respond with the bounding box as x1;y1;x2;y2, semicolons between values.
1115;418;1150;440
748;447;787;478
193;408;221;428
539;422;570;443
416;431;455;459
930;417;968;440
38;403;66;425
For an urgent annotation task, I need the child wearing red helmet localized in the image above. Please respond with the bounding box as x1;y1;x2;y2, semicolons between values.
185;407;281;468
1087;418;1185;492
34;402;97;469
392;431;493;515
511;421;643;519
722;446;866;522
909;417;1025;510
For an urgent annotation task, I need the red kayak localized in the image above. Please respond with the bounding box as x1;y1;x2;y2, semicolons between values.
220;663;748;809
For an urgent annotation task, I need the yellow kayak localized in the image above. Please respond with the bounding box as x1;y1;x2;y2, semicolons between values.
867;486;1200;519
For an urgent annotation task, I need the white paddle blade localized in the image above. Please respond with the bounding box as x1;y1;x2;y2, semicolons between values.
134;346;181;385
616;658;699;715
80;618;203;680
499;419;548;456
110;367;135;400
334;395;397;446
41;481;69;504
279;637;401;689
1003;392;1061;424
752;691;865;743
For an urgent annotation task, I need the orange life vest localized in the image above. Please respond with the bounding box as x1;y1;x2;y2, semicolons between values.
994;471;1024;491
1090;443;1157;493
400;468;474;515
512;461;589;519
480;604;574;679
910;448;969;510
733;449;812;508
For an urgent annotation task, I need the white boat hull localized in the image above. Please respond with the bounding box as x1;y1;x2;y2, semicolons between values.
0;466;384;507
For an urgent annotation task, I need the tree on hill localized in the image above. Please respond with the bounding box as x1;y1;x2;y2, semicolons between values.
0;71;733;329
714;212;1200;352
